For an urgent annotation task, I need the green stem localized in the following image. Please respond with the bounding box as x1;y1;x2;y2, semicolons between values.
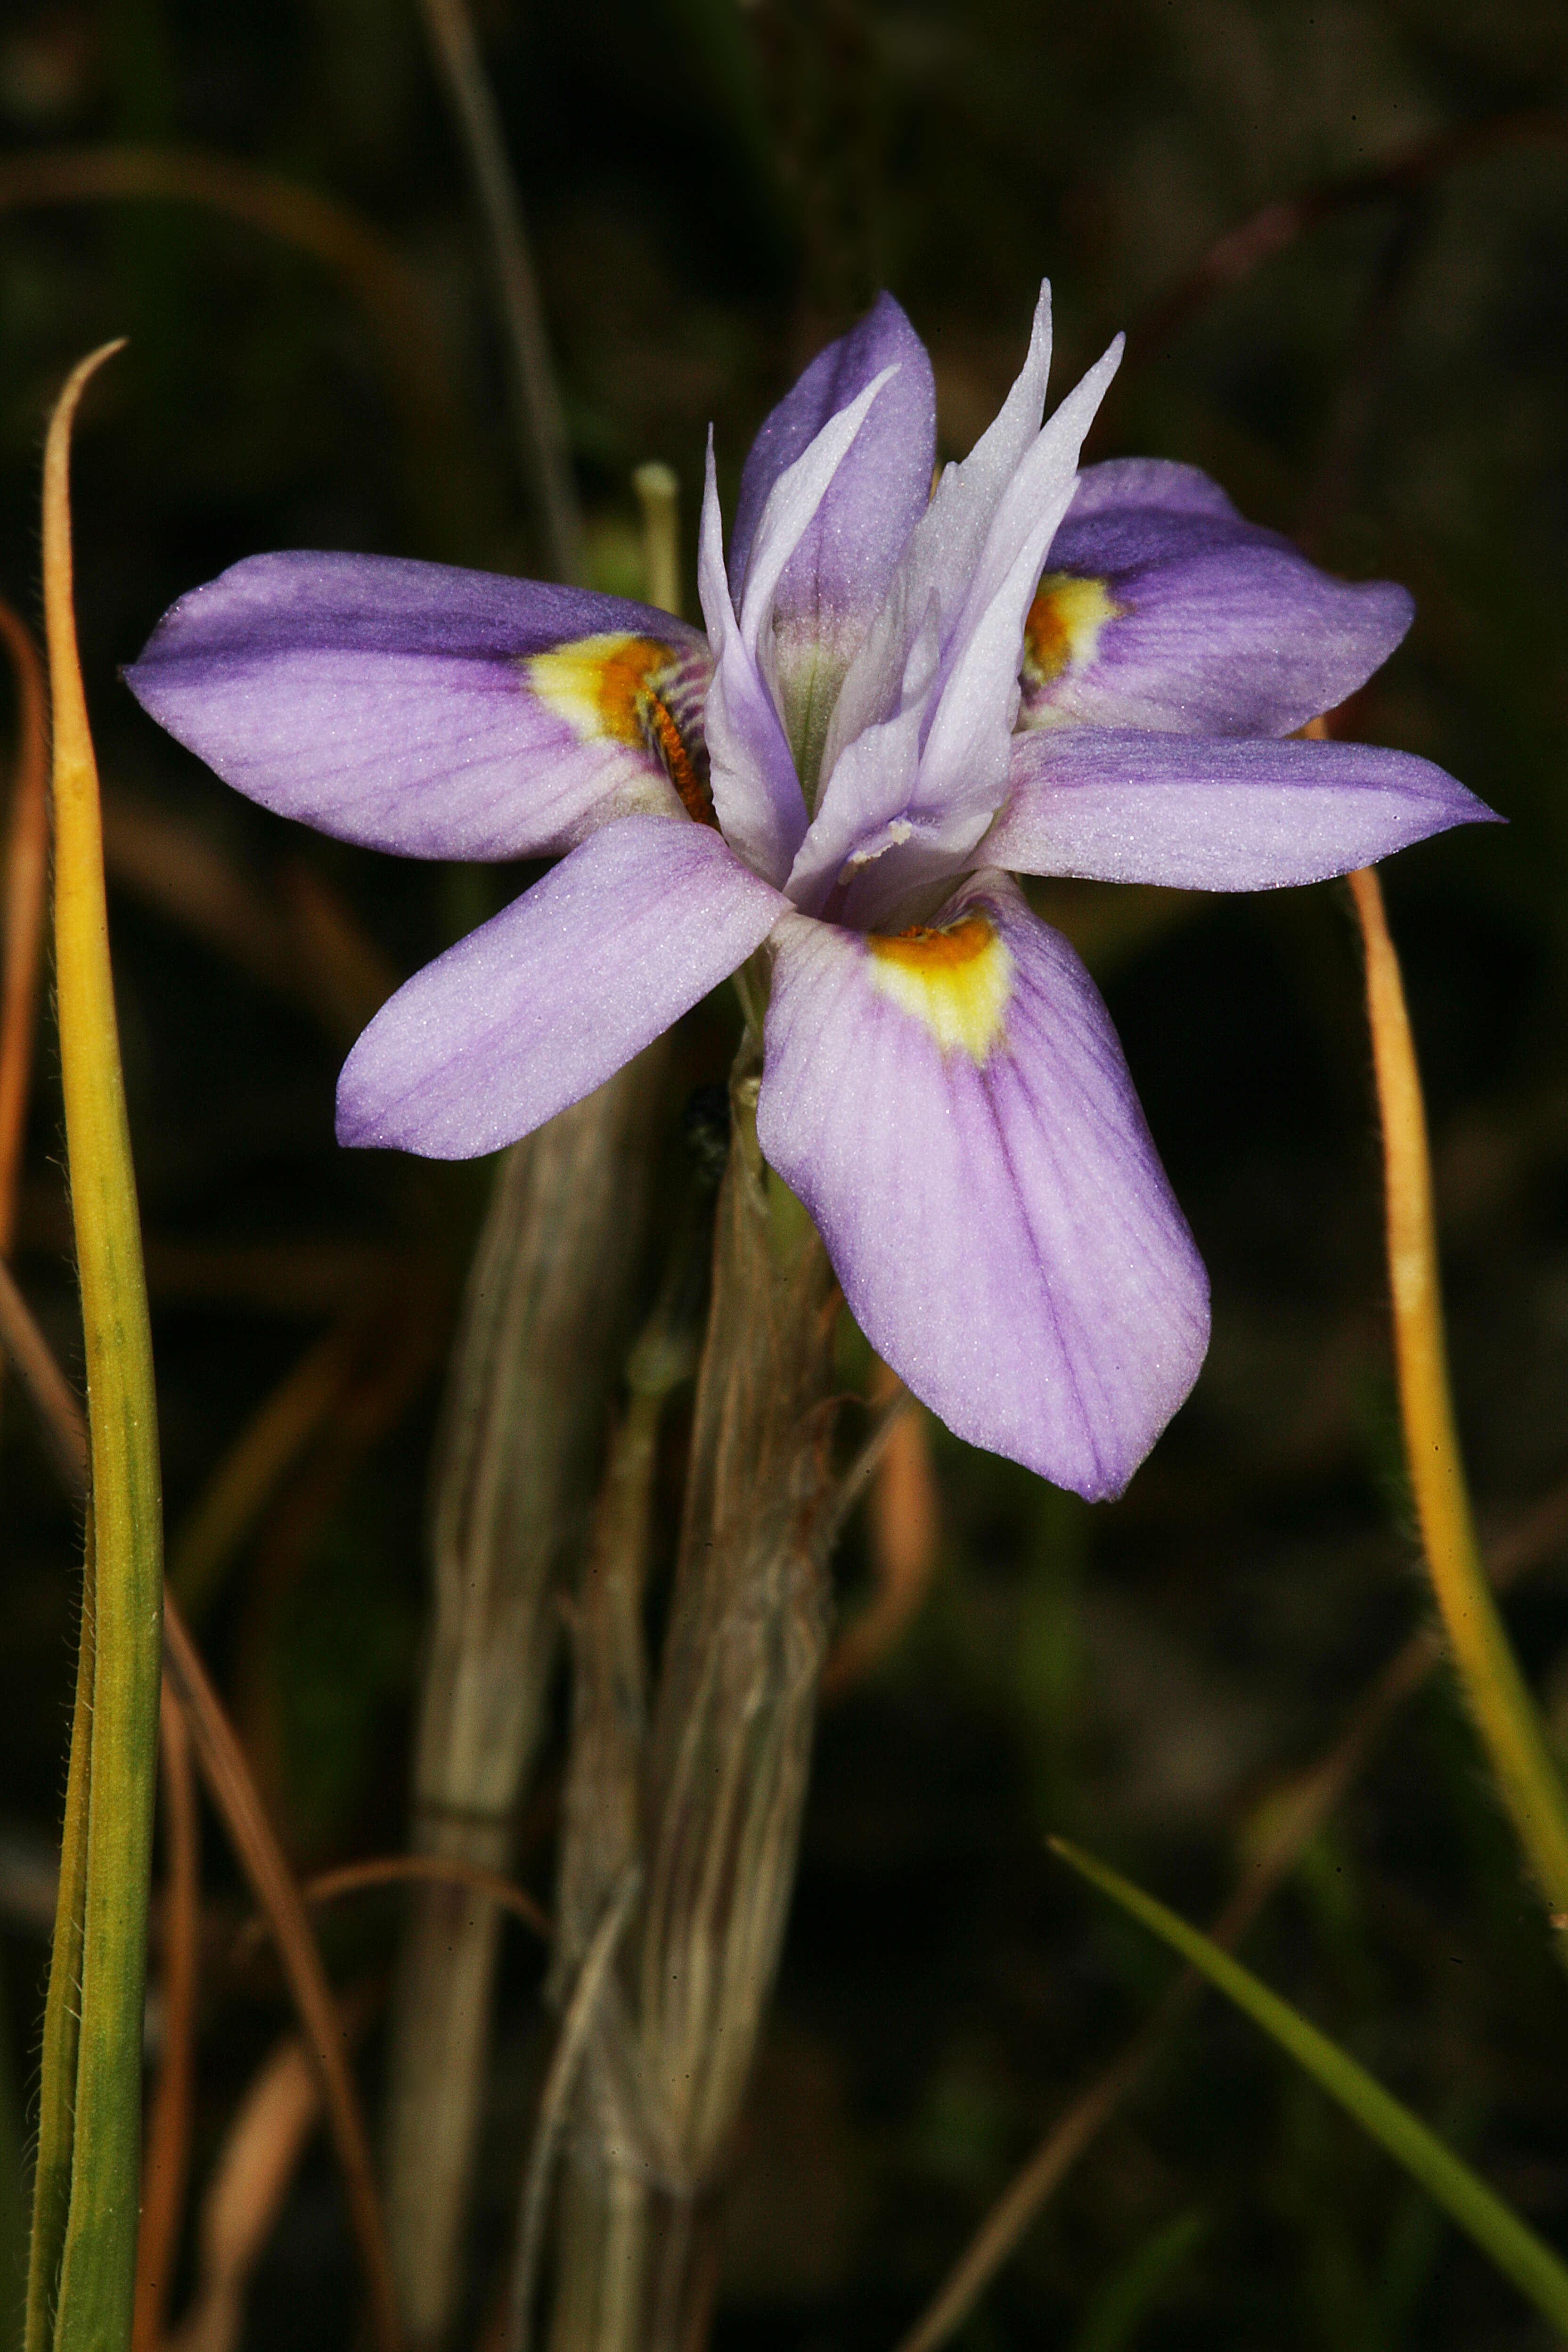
1053;1837;1568;2335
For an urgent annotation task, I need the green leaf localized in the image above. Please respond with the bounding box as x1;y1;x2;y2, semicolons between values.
1050;1837;1568;2336
1068;2208;1207;2352
29;344;165;2352
24;1536;95;2352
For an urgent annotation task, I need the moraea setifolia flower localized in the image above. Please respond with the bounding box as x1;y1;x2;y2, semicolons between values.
127;285;1493;1500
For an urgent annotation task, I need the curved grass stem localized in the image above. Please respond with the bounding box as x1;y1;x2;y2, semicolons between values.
1350;865;1568;1917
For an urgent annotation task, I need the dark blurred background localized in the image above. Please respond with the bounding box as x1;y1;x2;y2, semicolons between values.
3;1;1568;2345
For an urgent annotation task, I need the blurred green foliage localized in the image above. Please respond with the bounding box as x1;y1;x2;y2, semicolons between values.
0;1960;22;2352
1;0;1568;2346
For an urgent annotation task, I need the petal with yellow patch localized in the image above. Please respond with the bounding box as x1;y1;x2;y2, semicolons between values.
758;871;1208;1500
1022;572;1121;689
126;551;715;860
527;633;716;826
1020;458;1413;737
865;910;1013;1063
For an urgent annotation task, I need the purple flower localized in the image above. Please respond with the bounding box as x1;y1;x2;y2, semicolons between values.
127;286;1493;1500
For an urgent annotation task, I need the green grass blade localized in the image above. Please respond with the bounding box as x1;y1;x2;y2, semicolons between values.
24;1527;94;2352
1050;1837;1568;2336
40;343;165;2352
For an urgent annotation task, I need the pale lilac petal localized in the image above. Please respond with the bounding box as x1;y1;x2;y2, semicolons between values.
729;293;935;646
735;367;899;649
795;334;1124;912
1068;459;1237;524
694;354;913;874
782;611;940;917
915;337;1124;827
988;728;1500;890
1022;458;1413;736
756;872;1208;1498
126;552;712;858
730;361;905;799
697;439;809;883
820;282;1056;779
338;816;785;1158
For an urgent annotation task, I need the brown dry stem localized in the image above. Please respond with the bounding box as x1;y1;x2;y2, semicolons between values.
541;1071;842;2352
385;1051;665;2348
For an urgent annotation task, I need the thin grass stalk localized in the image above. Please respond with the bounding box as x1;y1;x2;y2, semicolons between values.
164;2032;327;2352
160;1594;403;2352
414;0;582;579
384;1051;665;2349
0;1226;550;2352
36;341;165;2352
281;1856;549;1948
543;1067;841;2352
169;1304;373;1624
0;1254;90;1511
631;468;680;622
1349;865;1568;1914
515;1178;715;2350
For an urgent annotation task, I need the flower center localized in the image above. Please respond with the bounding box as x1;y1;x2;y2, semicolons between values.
866;910;1013;1063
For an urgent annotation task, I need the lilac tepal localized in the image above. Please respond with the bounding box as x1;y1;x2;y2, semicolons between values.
127;282;1496;1501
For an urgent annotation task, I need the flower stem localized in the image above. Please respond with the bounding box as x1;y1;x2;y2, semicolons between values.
1349;865;1568;1917
36;341;165;2352
632;464;681;621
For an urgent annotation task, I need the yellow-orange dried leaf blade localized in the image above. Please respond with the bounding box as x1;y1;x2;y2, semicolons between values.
1350;865;1568;1919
